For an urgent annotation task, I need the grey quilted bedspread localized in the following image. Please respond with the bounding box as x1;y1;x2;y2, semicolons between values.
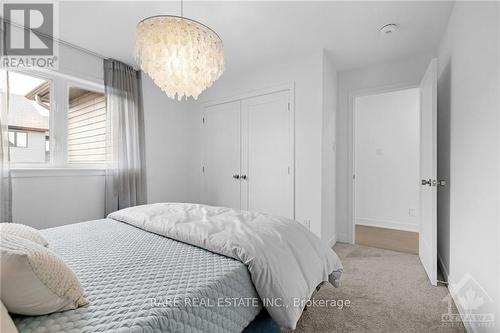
13;219;262;333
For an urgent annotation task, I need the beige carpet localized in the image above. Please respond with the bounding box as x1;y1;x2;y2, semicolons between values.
287;243;466;333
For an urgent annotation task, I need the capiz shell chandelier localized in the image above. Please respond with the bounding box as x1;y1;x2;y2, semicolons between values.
135;14;225;100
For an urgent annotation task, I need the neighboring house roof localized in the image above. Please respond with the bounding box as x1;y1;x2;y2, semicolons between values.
8;94;49;131
25;81;50;107
7;82;94;133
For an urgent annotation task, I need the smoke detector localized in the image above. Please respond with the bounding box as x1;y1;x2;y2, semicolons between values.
380;23;399;35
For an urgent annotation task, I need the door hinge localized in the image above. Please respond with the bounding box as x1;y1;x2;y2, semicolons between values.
202;166;205;173
288;102;290;111
353;174;356;180
287;166;290;174
202;117;205;124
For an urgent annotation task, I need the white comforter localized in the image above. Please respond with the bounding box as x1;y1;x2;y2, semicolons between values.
108;203;343;330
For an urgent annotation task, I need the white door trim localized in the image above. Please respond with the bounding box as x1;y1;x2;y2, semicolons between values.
201;82;296;219
347;82;420;244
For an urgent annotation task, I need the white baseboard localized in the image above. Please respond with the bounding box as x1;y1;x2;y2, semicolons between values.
447;278;477;333
355;217;419;233
327;234;337;248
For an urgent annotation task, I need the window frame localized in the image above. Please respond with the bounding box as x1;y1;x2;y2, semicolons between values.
7;69;107;170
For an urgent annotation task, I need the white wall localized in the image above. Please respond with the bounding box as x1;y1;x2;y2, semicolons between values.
11;170;105;229
57;43;104;85
141;75;195;204
436;2;499;331
354;88;420;232
336;52;433;242
321;53;337;244
193;52;326;238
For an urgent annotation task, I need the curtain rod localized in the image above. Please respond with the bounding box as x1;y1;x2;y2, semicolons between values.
2;17;136;67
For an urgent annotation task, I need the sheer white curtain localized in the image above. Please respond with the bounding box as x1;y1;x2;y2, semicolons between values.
0;70;12;222
104;59;147;215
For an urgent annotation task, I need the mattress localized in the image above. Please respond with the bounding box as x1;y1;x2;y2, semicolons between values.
13;219;262;333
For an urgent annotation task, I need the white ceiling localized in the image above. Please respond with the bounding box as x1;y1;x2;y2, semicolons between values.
57;1;453;73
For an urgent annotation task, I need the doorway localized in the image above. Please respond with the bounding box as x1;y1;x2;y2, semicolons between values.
353;88;420;254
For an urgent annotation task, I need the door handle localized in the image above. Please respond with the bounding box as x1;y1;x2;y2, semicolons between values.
421;179;432;186
233;174;240;179
421;179;439;187
241;175;247;180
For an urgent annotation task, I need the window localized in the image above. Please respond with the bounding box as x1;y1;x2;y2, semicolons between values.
8;130;28;148
3;69;107;168
67;87;106;163
7;72;51;163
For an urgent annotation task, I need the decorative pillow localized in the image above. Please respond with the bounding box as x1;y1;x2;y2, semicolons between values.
0;223;48;247
0;300;18;333
0;233;88;315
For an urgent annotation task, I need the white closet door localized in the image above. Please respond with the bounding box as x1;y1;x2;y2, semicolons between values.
202;101;241;209
241;90;293;219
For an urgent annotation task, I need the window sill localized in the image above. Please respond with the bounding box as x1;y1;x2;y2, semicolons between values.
10;168;106;178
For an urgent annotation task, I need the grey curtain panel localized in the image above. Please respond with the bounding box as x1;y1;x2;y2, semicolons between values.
104;59;147;216
0;70;12;222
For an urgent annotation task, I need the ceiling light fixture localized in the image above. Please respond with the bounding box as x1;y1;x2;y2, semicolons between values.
134;0;225;100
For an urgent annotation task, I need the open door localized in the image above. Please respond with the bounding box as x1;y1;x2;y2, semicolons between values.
419;59;438;286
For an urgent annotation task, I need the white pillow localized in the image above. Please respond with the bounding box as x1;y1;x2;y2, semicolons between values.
0;233;88;315
0;223;48;246
0;300;18;333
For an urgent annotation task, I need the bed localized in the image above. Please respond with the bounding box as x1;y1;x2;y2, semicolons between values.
11;203;342;333
12;219;268;333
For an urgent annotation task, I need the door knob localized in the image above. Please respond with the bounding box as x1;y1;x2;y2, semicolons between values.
233;174;240;179
241;175;247;180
